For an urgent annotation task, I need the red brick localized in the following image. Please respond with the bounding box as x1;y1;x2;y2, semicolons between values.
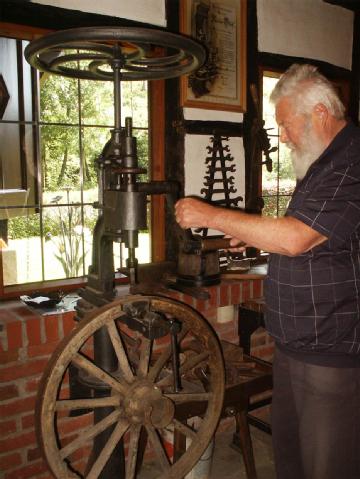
241;281;251;303
25;377;40;393
230;282;241;304
21;413;35;430
0;358;48;382
0;452;22;471
61;312;76;336
193;298;209;312
4;460;48;479
0;349;19;364
27;342;57;359
252;345;275;361
0;383;19;401
202;307;217;323
0;429;36;454
219;284;230;307
6;321;23;350
44;316;58;343
207;286;218;308
252;279;263;298
36;473;55;479
0;309;18;323
181;294;195;308
11;305;40;319
57;413;93;436
36;473;54;479
27;446;42;462
0;395;36;418
26;318;42;347
0;419;17;436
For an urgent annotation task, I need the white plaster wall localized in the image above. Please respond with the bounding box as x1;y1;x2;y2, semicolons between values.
184;135;245;234
183;108;243;122
257;0;354;70
30;0;166;27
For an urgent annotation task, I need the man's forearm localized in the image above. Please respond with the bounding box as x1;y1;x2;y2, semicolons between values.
175;198;327;256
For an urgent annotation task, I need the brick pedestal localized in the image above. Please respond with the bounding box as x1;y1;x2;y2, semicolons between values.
0;278;272;478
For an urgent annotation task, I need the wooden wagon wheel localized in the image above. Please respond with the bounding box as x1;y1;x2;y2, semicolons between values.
36;295;225;479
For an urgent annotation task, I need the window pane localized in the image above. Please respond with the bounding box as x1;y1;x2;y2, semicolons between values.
278;195;292;217
41;125;80;202
1;31;151;289
80;80;114;126
263;76;278;131
278;143;296;191
0;38;19;121
134;129;149;182
43;205;85;280
22;40;34;122
262;73;296;218
40;75;79;124
7;213;42;284
83;204;97;274
121;81;148;128
262;135;279;193
0;123;21;189
262;196;278;218
82;126;111;197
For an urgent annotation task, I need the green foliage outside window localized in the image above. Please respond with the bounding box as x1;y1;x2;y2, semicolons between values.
8;71;149;282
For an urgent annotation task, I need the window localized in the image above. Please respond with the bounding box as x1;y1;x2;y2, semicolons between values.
261;72;296;218
0;25;164;296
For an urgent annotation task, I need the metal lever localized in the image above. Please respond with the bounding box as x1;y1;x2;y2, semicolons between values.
182;234;245;254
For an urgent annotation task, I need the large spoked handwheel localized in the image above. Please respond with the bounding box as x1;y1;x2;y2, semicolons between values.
36;295;225;479
24;27;206;81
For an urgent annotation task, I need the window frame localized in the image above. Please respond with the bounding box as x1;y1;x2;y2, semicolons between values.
258;65;351;220
0;22;165;299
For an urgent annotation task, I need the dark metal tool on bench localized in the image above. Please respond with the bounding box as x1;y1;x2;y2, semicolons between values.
25;26;228;479
172;230;235;299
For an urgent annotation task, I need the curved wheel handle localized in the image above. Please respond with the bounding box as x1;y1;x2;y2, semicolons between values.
24;26;206;81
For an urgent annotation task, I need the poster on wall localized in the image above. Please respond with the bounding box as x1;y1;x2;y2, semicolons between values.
180;0;247;112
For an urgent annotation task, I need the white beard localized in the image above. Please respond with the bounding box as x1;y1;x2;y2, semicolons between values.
289;127;326;180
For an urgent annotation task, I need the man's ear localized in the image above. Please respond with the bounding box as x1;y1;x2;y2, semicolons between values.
313;103;328;120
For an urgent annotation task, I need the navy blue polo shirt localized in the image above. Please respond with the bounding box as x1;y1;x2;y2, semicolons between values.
264;122;360;367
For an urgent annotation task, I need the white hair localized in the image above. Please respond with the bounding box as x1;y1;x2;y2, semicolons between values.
270;63;345;119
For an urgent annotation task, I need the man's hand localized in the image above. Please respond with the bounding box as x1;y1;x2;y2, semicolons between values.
227;236;247;253
175;197;216;229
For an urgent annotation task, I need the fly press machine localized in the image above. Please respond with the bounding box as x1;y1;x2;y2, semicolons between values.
24;26;233;479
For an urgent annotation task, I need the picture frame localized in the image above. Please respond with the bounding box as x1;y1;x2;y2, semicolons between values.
180;0;247;112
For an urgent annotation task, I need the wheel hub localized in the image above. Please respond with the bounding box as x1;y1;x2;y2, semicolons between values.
123;380;175;428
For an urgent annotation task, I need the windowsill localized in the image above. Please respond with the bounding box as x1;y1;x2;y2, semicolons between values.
1;272;129;301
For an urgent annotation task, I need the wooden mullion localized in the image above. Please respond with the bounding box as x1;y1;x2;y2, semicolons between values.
149;79;166;262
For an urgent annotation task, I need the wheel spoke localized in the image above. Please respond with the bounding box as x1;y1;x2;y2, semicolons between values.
145;425;171;472
56;396;120;411
147;325;189;382
125;424;142;479
106;321;134;383
86;417;130;479
172;418;197;440
59;409;123;459
156;351;209;388
164;391;212;403
72;353;127;396
137;337;152;378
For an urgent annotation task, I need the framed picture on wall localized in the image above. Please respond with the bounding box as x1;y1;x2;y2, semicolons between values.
180;0;247;112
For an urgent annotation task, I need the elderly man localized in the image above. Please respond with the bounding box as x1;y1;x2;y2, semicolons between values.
175;64;360;479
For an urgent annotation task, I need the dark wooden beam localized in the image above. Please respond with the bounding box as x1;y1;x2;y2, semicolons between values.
0;0;163;30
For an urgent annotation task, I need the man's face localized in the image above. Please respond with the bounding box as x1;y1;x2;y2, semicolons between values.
275;97;326;180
